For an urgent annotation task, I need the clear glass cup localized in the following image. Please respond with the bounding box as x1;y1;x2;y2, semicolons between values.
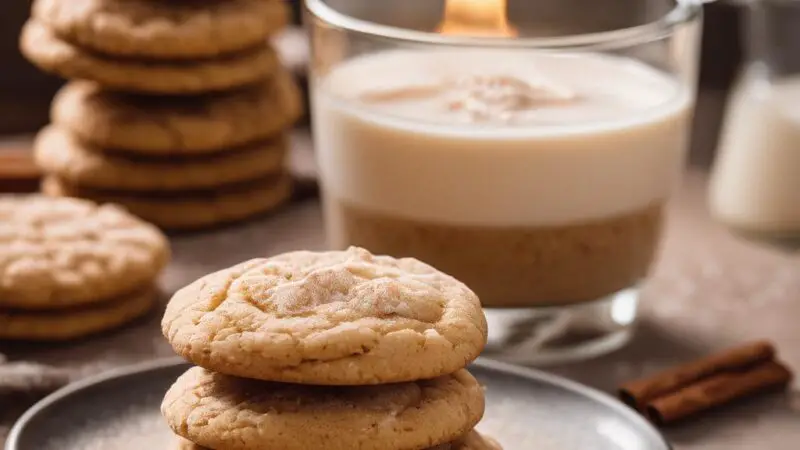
306;0;702;364
709;0;800;252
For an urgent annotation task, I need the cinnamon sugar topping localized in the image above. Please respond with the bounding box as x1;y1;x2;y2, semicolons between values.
358;74;577;123
447;75;577;122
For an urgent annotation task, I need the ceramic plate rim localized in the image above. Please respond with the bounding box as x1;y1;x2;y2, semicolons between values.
5;357;671;450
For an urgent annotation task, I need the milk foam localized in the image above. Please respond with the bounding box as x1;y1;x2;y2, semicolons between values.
314;50;692;226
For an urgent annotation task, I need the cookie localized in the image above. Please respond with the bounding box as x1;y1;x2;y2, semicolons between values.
0;287;156;341
34;126;287;191
162;246;487;384
162;366;485;450
20;20;278;94
51;73;301;154
173;430;501;450
0;195;169;310
32;0;288;60
42;175;293;230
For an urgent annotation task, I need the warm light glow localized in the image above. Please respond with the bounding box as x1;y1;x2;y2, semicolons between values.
438;0;517;37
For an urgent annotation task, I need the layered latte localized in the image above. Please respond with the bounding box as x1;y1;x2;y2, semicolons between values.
313;50;692;307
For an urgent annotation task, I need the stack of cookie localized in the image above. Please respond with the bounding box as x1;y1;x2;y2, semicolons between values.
0;195;169;341
20;0;301;230
160;247;500;450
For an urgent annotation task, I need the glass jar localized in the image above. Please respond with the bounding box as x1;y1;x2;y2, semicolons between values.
709;0;800;250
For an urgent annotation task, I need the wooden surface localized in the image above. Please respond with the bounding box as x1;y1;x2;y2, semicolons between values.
1;167;798;449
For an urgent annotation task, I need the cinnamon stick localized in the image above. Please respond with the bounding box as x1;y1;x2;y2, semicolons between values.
645;359;793;425
619;341;775;409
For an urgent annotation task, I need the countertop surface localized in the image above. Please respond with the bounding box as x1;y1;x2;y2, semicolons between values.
1;169;798;449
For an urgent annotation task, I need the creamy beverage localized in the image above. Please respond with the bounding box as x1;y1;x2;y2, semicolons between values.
313;50;693;307
710;70;800;240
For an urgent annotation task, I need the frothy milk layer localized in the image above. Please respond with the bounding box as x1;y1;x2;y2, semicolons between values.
710;71;800;233
314;50;692;226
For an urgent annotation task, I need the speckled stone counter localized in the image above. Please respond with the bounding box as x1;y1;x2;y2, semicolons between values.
1;170;798;449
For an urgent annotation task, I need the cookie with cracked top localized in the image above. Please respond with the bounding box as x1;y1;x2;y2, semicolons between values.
32;0;288;60
161;246;487;384
20;20;278;94
34;126;287;191
0;195;168;310
0;287;157;341
51;72;301;155
42;174;293;231
162;366;485;450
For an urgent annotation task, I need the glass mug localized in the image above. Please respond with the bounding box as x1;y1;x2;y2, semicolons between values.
306;0;701;364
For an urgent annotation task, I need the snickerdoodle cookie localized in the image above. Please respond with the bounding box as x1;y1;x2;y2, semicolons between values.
0;195;168;310
161;247;487;384
20;20;278;94
34;126;286;191
42;174;293;230
0;287;157;341
51;73;301;154
162;366;485;450
173;429;502;450
32;0;288;60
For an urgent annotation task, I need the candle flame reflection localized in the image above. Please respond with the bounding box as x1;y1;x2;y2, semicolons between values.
438;0;518;37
